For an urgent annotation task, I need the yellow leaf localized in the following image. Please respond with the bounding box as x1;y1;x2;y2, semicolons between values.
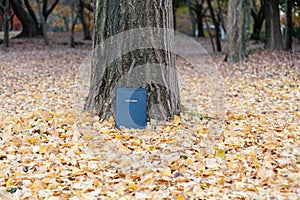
39;145;47;154
249;151;256;158
186;157;193;164
161;167;172;177
13;123;21;133
94;180;100;187
6;179;14;188
177;194;185;200
164;126;171;132
109;116;114;124
217;149;226;159
174;115;180;125
72;167;80;175
125;180;138;190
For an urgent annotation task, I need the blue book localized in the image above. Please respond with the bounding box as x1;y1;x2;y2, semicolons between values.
115;88;147;129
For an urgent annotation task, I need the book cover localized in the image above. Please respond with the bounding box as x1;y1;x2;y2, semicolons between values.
115;88;147;129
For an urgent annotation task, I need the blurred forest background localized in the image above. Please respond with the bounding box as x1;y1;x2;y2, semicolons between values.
1;0;300;55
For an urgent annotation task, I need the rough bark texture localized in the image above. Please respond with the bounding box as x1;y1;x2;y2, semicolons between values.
285;0;292;51
263;0;283;50
85;0;181;121
226;0;250;63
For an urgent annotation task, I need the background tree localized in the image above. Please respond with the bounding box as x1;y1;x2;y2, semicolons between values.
85;0;181;121
263;0;283;50
37;0;49;45
10;0;59;38
77;0;91;40
207;0;222;51
284;0;292;50
250;0;264;40
226;0;250;63
187;0;197;36
0;0;9;47
187;0;206;37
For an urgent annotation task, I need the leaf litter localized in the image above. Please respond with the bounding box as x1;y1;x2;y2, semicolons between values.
0;39;299;199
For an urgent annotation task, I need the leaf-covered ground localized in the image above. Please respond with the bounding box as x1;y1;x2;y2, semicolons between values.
0;37;299;199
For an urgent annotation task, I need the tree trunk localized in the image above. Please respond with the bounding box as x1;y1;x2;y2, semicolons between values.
226;0;243;63
37;0;50;45
78;0;91;40
285;0;292;51
227;0;251;63
70;2;77;48
207;0;222;51
11;0;40;37
195;3;205;37
3;0;9;48
242;0;251;58
85;0;181;121
173;1;176;30
263;0;283;50
187;0;196;36
250;0;264;40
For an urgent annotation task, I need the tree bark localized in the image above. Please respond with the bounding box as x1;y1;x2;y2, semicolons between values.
250;0;264;40
85;0;181;121
11;0;40;37
285;0;292;51
226;0;250;63
77;0;91;40
226;0;243;63
263;0;283;50
37;0;50;45
195;2;205;37
70;2;77;48
1;0;9;48
187;0;197;36
207;0;222;51
242;0;251;58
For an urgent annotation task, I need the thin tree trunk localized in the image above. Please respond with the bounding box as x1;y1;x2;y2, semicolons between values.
242;0;251;59
3;0;9;48
70;2;77;48
85;0;181;121
285;0;292;51
205;19;216;52
263;0;283;50
37;0;50;45
207;0;222;51
187;0;196;36
195;3;205;37
78;0;91;40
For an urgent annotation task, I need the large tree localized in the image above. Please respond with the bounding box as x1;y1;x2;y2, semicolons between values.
263;0;283;50
85;0;181;121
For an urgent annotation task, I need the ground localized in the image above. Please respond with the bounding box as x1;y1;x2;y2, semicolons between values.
0;33;299;199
